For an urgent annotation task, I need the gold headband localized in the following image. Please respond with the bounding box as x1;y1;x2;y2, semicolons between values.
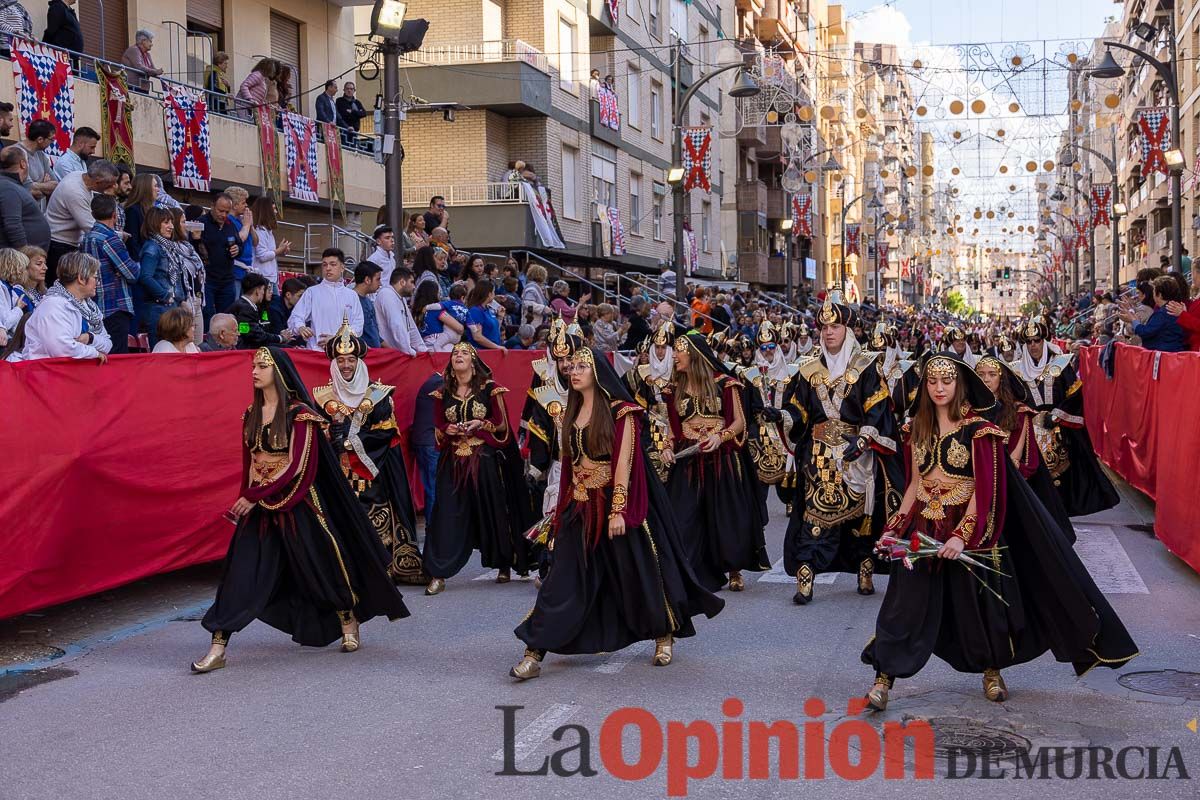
926;356;958;380
452;342;475;358
675;335;691;354
253;347;276;368
975;355;1004;374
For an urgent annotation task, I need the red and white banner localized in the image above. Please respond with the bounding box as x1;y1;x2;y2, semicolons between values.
900;257;910;279
846;224;861;256
282;111;319;203
681;126;713;193
596;83;620;131
791;193;812;238
162;85;211;192
520;181;566;248
10;37;74;156
878;240;889;268
1137;108;1170;177
1090;185;1111;229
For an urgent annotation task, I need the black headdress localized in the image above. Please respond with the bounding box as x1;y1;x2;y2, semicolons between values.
1020;320;1050;343
324;314;367;360
674;330;739;381
255;346;317;407
905;352;996;418
816;290;856;329
975;353;1033;405
573;346;637;405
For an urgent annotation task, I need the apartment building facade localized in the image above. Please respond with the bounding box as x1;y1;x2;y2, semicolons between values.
383;0;725;282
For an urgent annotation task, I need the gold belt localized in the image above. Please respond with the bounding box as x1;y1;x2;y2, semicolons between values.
572;459;612;502
249;455;289;485
453;436;485;458
916;478;975;521
813;419;856;447
682;416;723;441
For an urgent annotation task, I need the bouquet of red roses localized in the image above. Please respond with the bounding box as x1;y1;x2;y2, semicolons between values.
874;528;1011;605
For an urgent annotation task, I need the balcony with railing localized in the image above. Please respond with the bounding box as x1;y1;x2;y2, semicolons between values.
398;39;554;116
399;181;550;251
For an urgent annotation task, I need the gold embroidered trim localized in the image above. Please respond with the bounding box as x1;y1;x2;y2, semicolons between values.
916;479;975;521
309;488;359;607
257;422;314;511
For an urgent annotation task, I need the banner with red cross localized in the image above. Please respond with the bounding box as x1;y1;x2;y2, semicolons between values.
606;0;619;23
1090;185;1111;229
282;111;319;203
162;85;211;192
878;240;889;268
1073;217;1090;248
900;257;910;278
681;126;713;193
846;224;861;256
1137;108;1170;177
791;193;812;238
10;38;74;156
597;84;620;131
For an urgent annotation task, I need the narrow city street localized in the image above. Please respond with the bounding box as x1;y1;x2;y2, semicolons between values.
2;475;1197;799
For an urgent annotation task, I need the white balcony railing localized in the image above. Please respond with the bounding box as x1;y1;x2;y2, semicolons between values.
402;182;529;207
404;39;551;75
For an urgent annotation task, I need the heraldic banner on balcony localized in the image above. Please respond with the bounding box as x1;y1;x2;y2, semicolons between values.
282;111;319;203
99;66;134;169
520;181;566;248
255;105;284;204
321;121;347;222
1138;108;1170;177
10;37;74;156
162;85;211;192
791;193;812;238
846;223;861;256
1090;185;1111;229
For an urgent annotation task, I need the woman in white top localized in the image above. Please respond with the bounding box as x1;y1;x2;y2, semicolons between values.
151;306;202;353
0;248;32;337
250;196;291;293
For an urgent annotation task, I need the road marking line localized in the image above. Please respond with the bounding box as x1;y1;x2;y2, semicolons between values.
1073;525;1149;594
491;703;579;762
594;641;652;673
757;559;836;584
473;569;533;582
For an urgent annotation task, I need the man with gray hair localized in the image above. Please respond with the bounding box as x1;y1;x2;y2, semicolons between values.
14;252;111;362
0;144;50;250
200;313;239;352
121;29;164;92
45;159;120;284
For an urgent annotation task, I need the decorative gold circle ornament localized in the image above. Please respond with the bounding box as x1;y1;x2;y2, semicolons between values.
820;105;836;120
922;164;934;176
949;99;965;115
766;109;779;123
856;107;868;119
912;58;924;69
971;99;986;114
880;169;890;179
804;170;818;182
1026;161;1038;172
905;165;918;177
1067;52;1078;64
1104;93;1120;109
1008;102;1020;113
1070;99;1082;111
1011;55;1023;66
916;105;928;116
952;166;961;175
1043;160;1055;172
996;128;1006;137
999;165;1008;174
798;106;814;121
986;210;996;219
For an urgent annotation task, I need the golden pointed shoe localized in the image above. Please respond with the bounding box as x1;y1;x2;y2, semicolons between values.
190;651;226;674
510;652;542;681
793;564;814;605
652;635;674;667
982;669;1009;702
857;559;876;596
341;631;360;653
425;578;445;596
866;679;890;712
727;572;745;592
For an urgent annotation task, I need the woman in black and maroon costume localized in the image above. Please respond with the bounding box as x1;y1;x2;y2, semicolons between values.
660;331;770;594
423;342;535;594
861;354;1137;710
511;345;724;679
975;354;1076;543
192;347;410;673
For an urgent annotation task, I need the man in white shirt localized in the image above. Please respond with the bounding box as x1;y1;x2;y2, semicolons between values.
15;252;112;362
51;126;99;181
364;224;397;286
287;248;363;350
376;265;427;356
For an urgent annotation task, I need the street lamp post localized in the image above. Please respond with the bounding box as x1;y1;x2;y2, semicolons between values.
1091;19;1185;274
839;184;868;294
671;48;759;303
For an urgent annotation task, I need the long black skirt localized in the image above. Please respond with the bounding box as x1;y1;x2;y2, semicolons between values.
361;449;427;584
203;491;411;647
667;449;769;592
515;503;724;655
1057;426;1120;518
424;448;534;579
862;464;1137;679
1027;461;1077;544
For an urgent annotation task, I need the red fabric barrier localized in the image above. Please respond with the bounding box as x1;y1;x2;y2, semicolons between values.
0;349;540;618
1079;344;1200;574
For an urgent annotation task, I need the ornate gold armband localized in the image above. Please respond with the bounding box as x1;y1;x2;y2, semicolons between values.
719;429;736;443
953;513;978;543
609;485;628;519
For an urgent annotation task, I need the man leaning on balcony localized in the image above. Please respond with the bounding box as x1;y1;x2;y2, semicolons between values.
121;30;164;93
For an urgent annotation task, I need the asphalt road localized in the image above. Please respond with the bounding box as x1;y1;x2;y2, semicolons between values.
2;476;1198;799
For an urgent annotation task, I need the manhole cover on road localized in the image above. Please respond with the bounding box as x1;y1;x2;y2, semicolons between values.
0;643;66;669
1117;670;1200;701
927;717;1032;761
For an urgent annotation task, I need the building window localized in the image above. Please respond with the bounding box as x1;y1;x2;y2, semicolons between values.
558;18;576;91
627;65;641;129
670;0;687;42
649;0;660;39
562;145;579;219
702;200;711;251
630;174;642;234
650;80;662;140
653;183;665;240
592;141;617;209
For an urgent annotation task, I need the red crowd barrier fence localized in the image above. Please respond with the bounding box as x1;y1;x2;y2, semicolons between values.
1078;343;1200;574
0;349;539;619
